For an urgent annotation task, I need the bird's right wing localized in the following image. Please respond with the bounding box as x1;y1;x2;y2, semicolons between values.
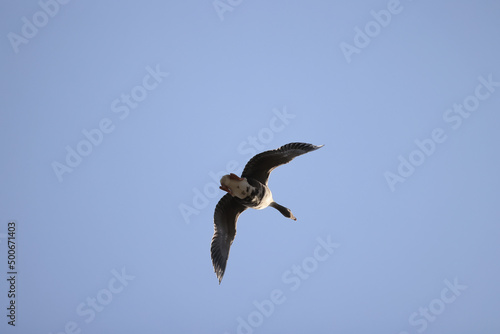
211;193;247;284
241;142;323;185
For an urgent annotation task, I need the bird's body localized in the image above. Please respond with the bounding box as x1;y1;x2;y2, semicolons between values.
221;175;273;209
249;181;274;210
211;142;323;283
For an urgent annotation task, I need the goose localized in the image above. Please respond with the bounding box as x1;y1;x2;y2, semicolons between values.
210;142;323;283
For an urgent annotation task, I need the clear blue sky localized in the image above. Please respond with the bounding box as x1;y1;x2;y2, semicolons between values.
1;1;499;333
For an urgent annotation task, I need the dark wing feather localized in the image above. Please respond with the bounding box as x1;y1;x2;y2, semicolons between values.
241;142;323;185
211;193;247;284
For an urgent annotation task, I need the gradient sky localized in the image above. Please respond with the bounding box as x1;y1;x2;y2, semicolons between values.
1;1;500;333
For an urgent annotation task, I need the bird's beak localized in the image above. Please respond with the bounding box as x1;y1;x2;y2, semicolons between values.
229;173;245;181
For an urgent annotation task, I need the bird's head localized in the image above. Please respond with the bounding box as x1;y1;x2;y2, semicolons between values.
220;173;251;199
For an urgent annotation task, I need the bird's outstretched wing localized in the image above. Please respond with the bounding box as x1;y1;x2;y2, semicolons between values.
241;142;323;185
211;193;247;284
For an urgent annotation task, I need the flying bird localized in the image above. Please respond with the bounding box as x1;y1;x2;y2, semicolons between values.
211;142;323;283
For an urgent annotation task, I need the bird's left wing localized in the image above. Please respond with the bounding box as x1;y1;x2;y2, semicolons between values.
211;193;247;284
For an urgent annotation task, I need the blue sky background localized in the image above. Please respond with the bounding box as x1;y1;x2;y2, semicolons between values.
1;1;500;333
